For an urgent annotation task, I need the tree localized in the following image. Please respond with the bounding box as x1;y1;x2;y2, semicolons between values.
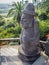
38;0;49;11
7;1;24;24
33;0;41;5
32;0;40;9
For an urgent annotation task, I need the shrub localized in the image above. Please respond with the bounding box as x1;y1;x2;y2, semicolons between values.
7;24;21;36
0;27;3;32
46;7;49;14
4;22;15;29
39;13;48;20
0;15;5;26
0;21;5;26
39;21;49;40
0;15;3;20
0;23;22;38
36;12;38;16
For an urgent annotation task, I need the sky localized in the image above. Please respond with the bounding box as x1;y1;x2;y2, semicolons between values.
0;0;33;3
0;0;42;4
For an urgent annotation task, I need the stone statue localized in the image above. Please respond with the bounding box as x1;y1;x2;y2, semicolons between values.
18;3;40;64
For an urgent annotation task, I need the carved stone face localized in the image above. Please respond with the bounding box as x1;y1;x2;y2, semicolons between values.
20;14;34;28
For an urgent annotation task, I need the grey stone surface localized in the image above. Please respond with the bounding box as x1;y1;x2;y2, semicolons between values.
23;3;35;16
18;3;40;63
32;52;49;65
1;46;49;65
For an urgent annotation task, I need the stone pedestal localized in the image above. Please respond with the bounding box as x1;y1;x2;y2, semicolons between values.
18;46;40;64
18;3;40;64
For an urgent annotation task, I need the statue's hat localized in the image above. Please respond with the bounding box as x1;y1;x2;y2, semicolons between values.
23;3;36;16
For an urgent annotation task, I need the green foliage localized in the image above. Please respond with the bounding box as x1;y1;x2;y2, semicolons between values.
0;15;3;20
37;0;49;11
7;1;24;24
0;27;4;32
0;21;21;39
36;1;49;40
0;15;5;26
36;0;49;40
0;1;49;42
39;13;48;20
39;20;49;40
4;22;15;29
0;21;5;26
46;7;49;14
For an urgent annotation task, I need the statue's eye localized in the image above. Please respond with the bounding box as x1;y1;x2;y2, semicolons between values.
21;18;27;22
